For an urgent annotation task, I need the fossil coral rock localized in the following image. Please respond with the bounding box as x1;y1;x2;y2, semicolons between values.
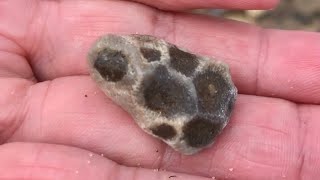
87;34;237;155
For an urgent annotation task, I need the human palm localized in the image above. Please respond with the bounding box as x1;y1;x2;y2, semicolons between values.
1;0;320;179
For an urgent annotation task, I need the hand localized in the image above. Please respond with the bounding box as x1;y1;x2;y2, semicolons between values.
1;0;319;179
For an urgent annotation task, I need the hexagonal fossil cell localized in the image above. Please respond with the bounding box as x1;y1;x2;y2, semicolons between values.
87;34;237;155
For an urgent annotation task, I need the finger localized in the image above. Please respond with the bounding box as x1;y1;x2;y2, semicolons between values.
0;142;209;180
254;29;320;104
1;0;319;104
5;76;320;179
0;35;35;142
129;0;278;10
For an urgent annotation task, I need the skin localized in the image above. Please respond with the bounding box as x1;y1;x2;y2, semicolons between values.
0;0;319;179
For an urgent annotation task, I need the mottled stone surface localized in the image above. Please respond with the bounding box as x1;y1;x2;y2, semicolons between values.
87;34;237;155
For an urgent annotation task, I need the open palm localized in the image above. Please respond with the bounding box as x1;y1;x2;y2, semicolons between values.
1;0;319;179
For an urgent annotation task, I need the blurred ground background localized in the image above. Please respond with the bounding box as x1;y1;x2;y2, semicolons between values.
193;0;320;32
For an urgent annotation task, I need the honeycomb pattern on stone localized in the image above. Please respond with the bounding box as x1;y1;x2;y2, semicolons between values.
87;34;237;155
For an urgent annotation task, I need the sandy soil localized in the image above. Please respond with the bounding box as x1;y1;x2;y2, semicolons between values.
193;0;320;32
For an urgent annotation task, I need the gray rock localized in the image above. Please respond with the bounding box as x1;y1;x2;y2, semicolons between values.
87;34;237;155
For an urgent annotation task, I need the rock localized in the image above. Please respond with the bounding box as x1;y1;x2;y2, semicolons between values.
87;34;237;155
